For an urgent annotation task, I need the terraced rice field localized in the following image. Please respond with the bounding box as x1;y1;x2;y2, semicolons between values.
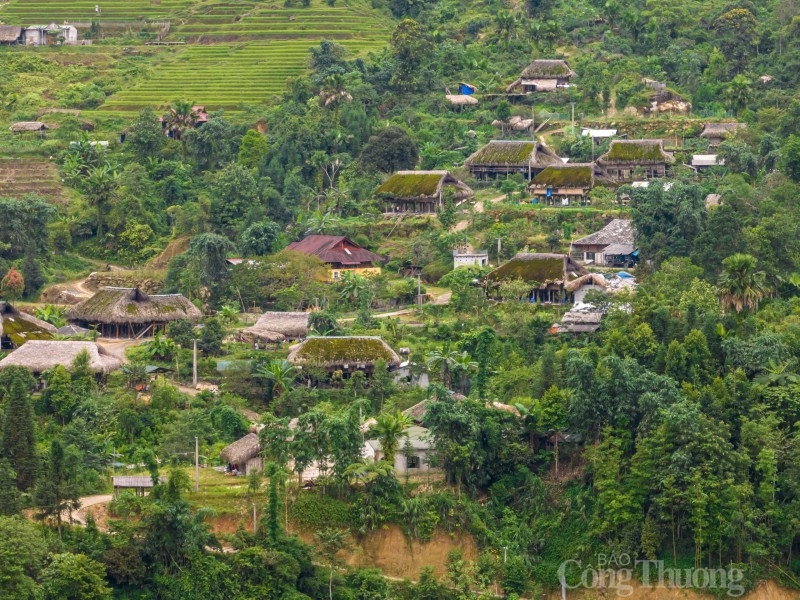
0;0;194;22
100;37;384;112
0;157;67;203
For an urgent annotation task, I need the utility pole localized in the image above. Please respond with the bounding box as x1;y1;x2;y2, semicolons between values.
192;338;198;388
570;102;575;131
194;436;199;493
417;272;422;306
503;546;508;564
496;237;502;266
252;503;257;534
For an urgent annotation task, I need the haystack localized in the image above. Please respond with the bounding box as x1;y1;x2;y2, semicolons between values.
9;122;48;133
0;340;122;373
66;287;201;338
0;302;56;348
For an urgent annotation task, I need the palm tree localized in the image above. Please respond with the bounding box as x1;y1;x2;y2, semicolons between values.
257;359;298;398
304;210;340;235
494;10;517;47
369;411;411;467
318;74;353;130
514;399;544;450
425;345;463;389
755;360;800;386
343;459;394;486
83;164;119;238
724;75;752;113
452;351;478;394
314;528;350;600
338;271;370;306
718;253;768;313
163;100;198;140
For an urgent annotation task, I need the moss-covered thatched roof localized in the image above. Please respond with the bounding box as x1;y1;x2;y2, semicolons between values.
287;336;401;369
600;140;673;164
520;59;576;79
374;171;473;200
0;302;56;347
242;311;309;342
485;253;587;286
531;165;593;188
66;287;201;325
465;141;562;168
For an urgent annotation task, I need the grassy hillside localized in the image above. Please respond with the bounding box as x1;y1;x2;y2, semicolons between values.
0;0;194;22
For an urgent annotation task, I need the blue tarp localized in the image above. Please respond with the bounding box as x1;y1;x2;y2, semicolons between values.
617;271;635;279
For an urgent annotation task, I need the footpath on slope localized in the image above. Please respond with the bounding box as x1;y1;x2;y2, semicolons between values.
452;194;507;232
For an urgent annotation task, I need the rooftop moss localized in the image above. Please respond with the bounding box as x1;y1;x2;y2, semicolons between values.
293;337;397;365
532;166;593;188
2;316;54;346
606;141;666;162
521;60;574;78
375;173;444;198
486;255;565;284
468;142;536;166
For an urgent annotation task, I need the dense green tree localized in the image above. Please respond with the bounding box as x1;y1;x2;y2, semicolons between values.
359;126;419;173
238;129;269;169
1;379;36;490
34;440;81;540
718;253;767;313
126;107;166;162
40;553;111;600
0;516;47;599
0;196;56;259
45;365;77;424
239;219;281;256
208;163;262;238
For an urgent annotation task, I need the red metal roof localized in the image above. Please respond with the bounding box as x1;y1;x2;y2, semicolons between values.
285;235;383;267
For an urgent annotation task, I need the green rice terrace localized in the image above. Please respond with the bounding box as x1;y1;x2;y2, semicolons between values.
0;157;67;203
1;0;391;114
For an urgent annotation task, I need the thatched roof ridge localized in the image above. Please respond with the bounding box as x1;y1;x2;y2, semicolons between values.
520;59;576;79
446;94;479;106
465;140;562;168
529;163;615;188
10;122;48;133
0;26;22;42
242;311;309;342
700;123;745;138
572;219;634;247
66;287;201;325
287;336;401;369
0;302;56;347
485;253;587;285
0;340;122;373
598;140;674;165
219;433;260;465
375;170;473;201
564;273;610;292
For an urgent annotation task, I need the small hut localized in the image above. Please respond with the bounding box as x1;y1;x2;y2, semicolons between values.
0;340;122;375
241;311;310;343
570;219;636;266
112;475;165;497
66;287;201;338
552;307;604;334
287;336;401;377
0;302;56;349
9;122;48;134
506;59;576;93
464;140;563;180
375;170;474;213
700;123;746;147
596;140;674;182
219;433;262;475
0;26;23;45
529;163;614;206
485;253;587;304
445;94;479;108
564;273;609;304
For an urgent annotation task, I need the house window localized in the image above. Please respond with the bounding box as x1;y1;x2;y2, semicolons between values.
407;455;420;469
332;271;339;279
585;252;595;263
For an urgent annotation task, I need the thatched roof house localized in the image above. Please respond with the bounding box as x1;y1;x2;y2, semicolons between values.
507;59;576;93
564;273;610;304
529;163;614;206
288;336;401;375
241;311;310;343
0;26;23;44
485;253;587;303
112;475;165;497
219;433;261;475
365;425;432;473
0;302;56;349
596;140;674;181
700;123;746;147
465;140;563;179
552;306;604;334
376;170;473;213
66;287;201;338
0;340;122;374
570;219;636;266
9;122;48;134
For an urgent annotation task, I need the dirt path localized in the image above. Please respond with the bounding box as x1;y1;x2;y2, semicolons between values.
71;494;113;526
452;194;506;232
46;259;130;300
96;338;142;364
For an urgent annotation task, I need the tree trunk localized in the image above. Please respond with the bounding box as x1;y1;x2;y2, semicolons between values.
329;566;334;600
